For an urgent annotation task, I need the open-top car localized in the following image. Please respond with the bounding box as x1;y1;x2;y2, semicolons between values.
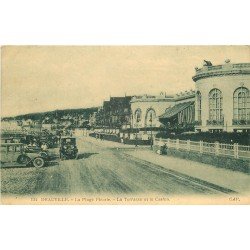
1;143;49;168
59;137;78;160
39;134;58;148
24;144;50;159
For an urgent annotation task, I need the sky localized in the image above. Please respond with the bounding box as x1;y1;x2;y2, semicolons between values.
1;46;250;117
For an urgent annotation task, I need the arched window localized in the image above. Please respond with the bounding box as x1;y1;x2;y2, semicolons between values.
196;91;202;121
233;87;249;120
134;109;142;123
209;89;223;121
145;109;156;127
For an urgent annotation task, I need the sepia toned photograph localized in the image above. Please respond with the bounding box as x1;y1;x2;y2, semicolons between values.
1;46;250;204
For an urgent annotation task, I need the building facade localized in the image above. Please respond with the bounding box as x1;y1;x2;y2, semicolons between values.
94;60;250;135
95;96;132;129
131;91;195;131
159;91;195;129
130;93;174;129
1;120;21;131
193;60;250;132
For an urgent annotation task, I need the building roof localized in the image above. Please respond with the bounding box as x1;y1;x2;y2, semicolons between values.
192;62;250;82
159;101;194;119
130;94;174;103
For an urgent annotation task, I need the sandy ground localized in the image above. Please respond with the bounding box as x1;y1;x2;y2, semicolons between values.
1;137;224;197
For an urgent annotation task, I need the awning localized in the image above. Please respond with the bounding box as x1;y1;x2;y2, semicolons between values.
159;101;194;119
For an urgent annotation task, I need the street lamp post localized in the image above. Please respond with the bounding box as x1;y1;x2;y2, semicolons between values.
135;122;138;147
149;113;153;150
135;111;141;147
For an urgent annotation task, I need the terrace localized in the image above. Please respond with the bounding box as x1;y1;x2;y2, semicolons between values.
193;62;250;82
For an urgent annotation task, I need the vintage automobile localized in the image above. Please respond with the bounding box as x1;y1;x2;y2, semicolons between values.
19;133;58;149
0;143;48;168
59;137;78;160
24;144;50;159
1;137;14;143
39;134;58;148
1;136;23;144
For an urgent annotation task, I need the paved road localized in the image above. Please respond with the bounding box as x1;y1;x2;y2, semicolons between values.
1;138;224;196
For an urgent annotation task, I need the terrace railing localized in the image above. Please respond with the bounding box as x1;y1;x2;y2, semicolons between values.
206;119;224;126
232;119;250;125
154;138;250;161
194;120;202;126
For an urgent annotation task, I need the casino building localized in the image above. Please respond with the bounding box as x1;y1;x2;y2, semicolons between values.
130;60;250;134
130;90;195;133
193;60;250;133
94;60;250;136
130;93;174;129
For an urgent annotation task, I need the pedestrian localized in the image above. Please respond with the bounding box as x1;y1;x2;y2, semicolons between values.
41;143;48;151
158;140;167;155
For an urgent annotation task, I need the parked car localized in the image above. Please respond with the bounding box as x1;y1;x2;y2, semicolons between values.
24;144;51;159
39;134;58;148
1;137;14;143
1;143;49;168
59;137;78;160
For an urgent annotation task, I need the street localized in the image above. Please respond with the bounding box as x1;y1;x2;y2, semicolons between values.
0;137;230;196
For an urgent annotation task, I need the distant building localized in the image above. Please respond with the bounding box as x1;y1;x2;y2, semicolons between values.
96;96;132;129
95;106;104;127
1;120;21;131
131;91;195;131
109;96;132;129
42;123;53;130
130;93;174;129
89;112;97;127
193;60;250;132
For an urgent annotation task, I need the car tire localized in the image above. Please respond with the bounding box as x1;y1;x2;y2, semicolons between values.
17;155;31;165
33;157;45;168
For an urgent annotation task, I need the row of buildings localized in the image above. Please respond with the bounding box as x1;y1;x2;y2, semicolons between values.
92;60;250;135
2;60;249;137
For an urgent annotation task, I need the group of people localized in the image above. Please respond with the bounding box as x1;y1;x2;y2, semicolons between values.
26;139;48;151
96;134;104;140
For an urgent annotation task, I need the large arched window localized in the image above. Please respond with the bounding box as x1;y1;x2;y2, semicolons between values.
233;87;249;120
196;91;202;121
209;89;223;121
134;109;142;123
145;109;156;127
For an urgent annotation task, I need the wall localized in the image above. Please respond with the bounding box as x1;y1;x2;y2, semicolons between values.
131;98;174;128
195;73;250;132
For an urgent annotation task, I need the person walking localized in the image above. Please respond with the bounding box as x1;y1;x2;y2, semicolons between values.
41;143;48;151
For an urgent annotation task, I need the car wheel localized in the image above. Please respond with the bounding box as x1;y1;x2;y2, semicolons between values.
33;157;45;168
17;155;31;165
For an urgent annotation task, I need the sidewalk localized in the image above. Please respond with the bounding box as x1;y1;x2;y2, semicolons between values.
80;136;250;194
125;149;250;194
